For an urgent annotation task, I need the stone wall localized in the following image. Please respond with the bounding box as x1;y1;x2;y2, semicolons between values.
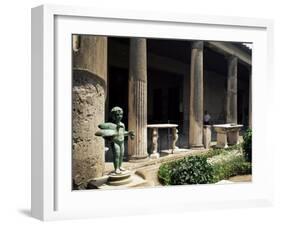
204;70;227;124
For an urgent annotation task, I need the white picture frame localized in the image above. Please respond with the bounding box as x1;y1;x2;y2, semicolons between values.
31;4;274;221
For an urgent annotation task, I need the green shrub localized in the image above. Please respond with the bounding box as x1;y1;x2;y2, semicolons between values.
169;156;214;185
199;148;225;158
202;144;242;160
212;143;242;152
210;152;252;182
158;162;173;185
158;156;214;185
158;150;252;185
158;155;215;186
242;128;252;162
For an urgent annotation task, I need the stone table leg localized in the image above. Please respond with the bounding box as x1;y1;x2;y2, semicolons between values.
203;125;211;149
216;132;228;148
172;128;179;153
150;128;159;159
228;131;240;145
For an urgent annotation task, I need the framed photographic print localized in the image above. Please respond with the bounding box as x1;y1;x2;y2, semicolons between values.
31;4;274;221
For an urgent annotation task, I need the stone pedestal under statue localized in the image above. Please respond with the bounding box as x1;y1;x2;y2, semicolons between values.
107;171;132;186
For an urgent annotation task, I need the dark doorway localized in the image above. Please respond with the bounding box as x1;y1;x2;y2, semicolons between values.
147;69;183;151
152;89;163;122
148;69;182;124
238;91;244;125
168;87;180;123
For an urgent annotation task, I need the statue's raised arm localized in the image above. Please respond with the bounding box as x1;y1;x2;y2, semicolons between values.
95;122;117;138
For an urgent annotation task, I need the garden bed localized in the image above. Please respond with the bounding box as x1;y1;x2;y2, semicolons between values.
158;147;252;185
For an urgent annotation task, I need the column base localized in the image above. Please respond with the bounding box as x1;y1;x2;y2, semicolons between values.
129;155;149;163
189;144;204;150
150;153;160;159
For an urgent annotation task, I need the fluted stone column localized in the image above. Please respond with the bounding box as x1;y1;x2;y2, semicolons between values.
249;70;252;128
189;41;204;149
226;56;238;124
128;38;148;161
72;36;107;185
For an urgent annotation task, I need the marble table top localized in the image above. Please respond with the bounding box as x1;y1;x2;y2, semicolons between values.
213;123;243;128
147;123;178;128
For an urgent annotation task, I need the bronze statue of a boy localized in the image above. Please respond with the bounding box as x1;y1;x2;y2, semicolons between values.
95;107;134;174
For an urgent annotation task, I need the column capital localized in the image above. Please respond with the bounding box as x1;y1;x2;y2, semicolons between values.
191;41;204;50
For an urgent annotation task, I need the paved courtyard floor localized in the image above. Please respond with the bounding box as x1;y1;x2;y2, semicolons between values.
228;174;252;182
104;148;205;174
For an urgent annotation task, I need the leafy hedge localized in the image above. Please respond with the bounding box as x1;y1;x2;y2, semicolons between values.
242;128;252;162
198;144;242;159
158;150;251;185
158;162;173;185
158;155;214;185
170;156;214;185
198;148;225;158
209;151;252;183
